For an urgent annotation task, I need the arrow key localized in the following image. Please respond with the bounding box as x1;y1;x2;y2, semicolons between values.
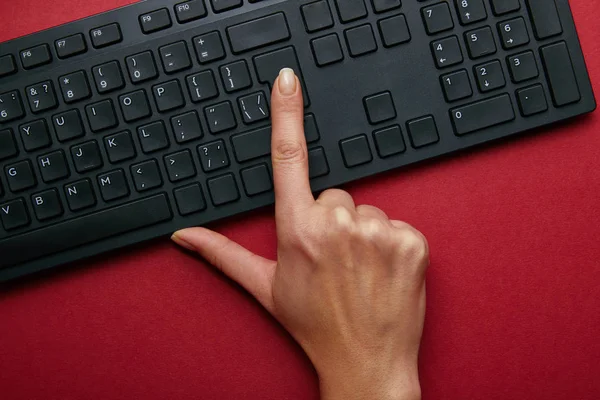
131;160;163;192
474;60;505;93
431;36;463;69
164;150;196;182
498;17;529;50
454;0;487;25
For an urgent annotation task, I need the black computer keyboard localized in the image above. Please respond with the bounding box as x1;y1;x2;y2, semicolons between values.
0;0;595;280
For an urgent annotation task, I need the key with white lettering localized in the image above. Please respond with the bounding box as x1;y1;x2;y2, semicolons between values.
85;100;118;132
219;61;252;93
159;41;191;74
25;81;57;113
98;170;130;201
431;36;464;68
238;91;270;124
126;51;158;83
198;140;229;172
64;179;96;211
92;61;125;94
204;102;237;134
59;71;91;103
138;121;170;153
5;160;36;192
37;150;69;183
186;71;218;103
152;80;185;112
193;32;225;64
19;119;51;151
0;90;25;124
164;150;197;182
0;199;30;231
70;141;103;173
31;189;63;221
170;111;203;143
104;131;136;163
119;90;151;122
131;160;163;192
53;109;85;142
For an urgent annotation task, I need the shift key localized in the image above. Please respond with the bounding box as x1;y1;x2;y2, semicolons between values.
451;94;515;136
227;13;290;54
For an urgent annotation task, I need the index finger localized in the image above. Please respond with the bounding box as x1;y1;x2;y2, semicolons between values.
270;68;315;218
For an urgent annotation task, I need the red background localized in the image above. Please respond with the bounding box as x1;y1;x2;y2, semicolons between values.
1;1;599;399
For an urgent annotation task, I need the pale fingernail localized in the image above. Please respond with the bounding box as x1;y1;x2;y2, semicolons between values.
278;68;297;96
171;232;196;251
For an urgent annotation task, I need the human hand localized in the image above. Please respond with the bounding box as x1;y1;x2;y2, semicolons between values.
172;68;429;400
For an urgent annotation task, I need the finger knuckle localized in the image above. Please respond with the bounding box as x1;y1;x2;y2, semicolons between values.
358;218;389;242
329;206;355;232
272;140;306;164
397;229;429;264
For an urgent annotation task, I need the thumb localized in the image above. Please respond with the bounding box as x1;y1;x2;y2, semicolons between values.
172;228;277;314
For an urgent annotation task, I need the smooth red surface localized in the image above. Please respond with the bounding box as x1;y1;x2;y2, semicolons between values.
0;1;599;399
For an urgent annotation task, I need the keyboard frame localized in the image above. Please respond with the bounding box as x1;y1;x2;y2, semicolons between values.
0;0;596;281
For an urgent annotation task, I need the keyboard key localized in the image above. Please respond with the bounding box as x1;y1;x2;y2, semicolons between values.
187;71;219;102
0;194;172;269
378;15;411;48
441;70;472;102
53;109;85;142
138;121;170;153
371;0;401;13
490;0;520;15
65;179;96;211
210;0;242;13
193;32;226;64
59;71;91;103
171;111;203;143
498;18;529;49
198;140;230;172
90;23;122;48
0;199;29;230
174;0;207;23
98;170;130;201
454;0;487;25
26;81;57;113
241;164;272;196
0;129;18;160
227;13;290;54
364;91;396;124
220;60;252;93
131;160;163;192
0;91;25;124
311;34;344;67
140;8;172;34
0;55;17;77
119;90;151;122
92;61;125;94
301;1;334;33
126;51;158;83
208;174;240;206
238;91;270;124
71;141;103;173
450;94;515;135
517;85;548;117
55;34;87;59
205;102;237;134
32;189;63;221
20;44;52;69
152;80;185;112
407;116;439;148
305;114;321;143
254;47;310;107
373;125;406;158
507;51;538;83
464;26;496;59
432;36;463;68
174;183;206;215
38;150;69;182
231;126;271;162
525;0;562;39
104;131;136;163
308;147;329;178
474;60;505;92
340;135;372;168
159;41;191;73
422;3;454;35
345;24;378;57
5;160;36;192
335;0;367;23
164;150;196;182
541;42;581;107
19;119;51;151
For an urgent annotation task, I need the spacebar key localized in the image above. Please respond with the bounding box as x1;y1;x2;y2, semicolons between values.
451;94;515;136
0;194;172;269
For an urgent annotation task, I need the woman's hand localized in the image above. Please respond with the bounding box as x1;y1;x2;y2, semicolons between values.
172;68;429;400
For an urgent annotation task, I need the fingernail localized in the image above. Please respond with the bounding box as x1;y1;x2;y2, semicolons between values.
171;232;196;251
278;68;297;96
